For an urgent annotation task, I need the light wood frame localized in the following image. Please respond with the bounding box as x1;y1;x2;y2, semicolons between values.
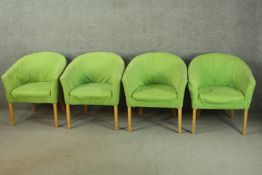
127;106;183;133
8;103;59;128
192;109;249;135
66;104;119;130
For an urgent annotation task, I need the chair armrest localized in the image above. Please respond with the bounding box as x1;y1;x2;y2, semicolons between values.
1;61;28;101
111;62;125;105
122;68;144;106
49;61;66;103
234;67;256;107
188;67;202;109
174;75;188;107
170;65;187;107
60;64;85;104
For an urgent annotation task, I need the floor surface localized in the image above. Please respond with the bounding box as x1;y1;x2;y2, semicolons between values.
0;106;262;175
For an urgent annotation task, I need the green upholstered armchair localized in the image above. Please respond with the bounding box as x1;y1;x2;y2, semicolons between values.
188;53;256;135
60;52;125;129
122;52;187;133
1;52;66;127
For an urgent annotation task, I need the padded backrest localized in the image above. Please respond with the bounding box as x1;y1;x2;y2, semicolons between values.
126;52;186;86
188;53;249;88
18;52;66;82
71;52;124;84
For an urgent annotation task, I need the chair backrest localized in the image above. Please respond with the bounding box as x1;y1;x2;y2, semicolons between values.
71;52;124;84
125;52;186;86
17;52;66;82
188;53;249;88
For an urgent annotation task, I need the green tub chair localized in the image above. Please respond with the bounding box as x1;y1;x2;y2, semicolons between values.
1;52;66;128
122;52;187;133
60;52;125;129
188;53;256;135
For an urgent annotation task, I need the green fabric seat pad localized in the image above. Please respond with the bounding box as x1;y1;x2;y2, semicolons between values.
12;82;51;98
70;83;112;99
132;84;177;101
199;86;244;104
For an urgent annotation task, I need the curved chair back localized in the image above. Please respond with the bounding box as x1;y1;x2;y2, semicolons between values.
188;53;252;88
124;52;186;86
13;52;66;82
66;52;124;84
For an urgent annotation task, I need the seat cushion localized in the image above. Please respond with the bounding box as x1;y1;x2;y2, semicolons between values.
199;86;244;104
70;83;112;99
12;82;51;98
132;84;177;102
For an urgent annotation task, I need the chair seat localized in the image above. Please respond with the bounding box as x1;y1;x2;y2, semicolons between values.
12;82;51;98
199;86;244;104
70;83;112;99
132;84;177;101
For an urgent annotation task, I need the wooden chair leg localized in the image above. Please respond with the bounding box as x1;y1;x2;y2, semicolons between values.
32;103;37;112
172;109;176;117
196;109;201;118
242;109;248;136
128;106;132;132
83;105;88;114
192;109;197;134
178;108;182;134
8;103;15;127
66;104;71;129
114;106;119;130
138;107;143;117
53;104;58;128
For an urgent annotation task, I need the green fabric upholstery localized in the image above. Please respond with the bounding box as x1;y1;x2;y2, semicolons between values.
132;84;177;102
12;82;52;101
122;52;187;108
2;52;66;103
199;86;244;104
188;53;256;109
70;83;112;99
60;52;124;106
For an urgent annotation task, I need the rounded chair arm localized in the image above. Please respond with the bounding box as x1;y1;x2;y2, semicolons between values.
233;66;256;107
170;63;187;107
188;63;203;109
1;60;28;101
60;63;86;104
110;61;125;105
122;67;145;106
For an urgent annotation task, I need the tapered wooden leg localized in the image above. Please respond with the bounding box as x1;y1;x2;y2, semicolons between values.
128;106;132;132
178;108;182;134
192;109;197;134
138;107;143;117
66;104;71;129
114;106;119;130
53;104;58;128
32;103;37;112
242;109;248;136
83;105;88;114
196;109;201;118
172;109;176;117
8;103;15;127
